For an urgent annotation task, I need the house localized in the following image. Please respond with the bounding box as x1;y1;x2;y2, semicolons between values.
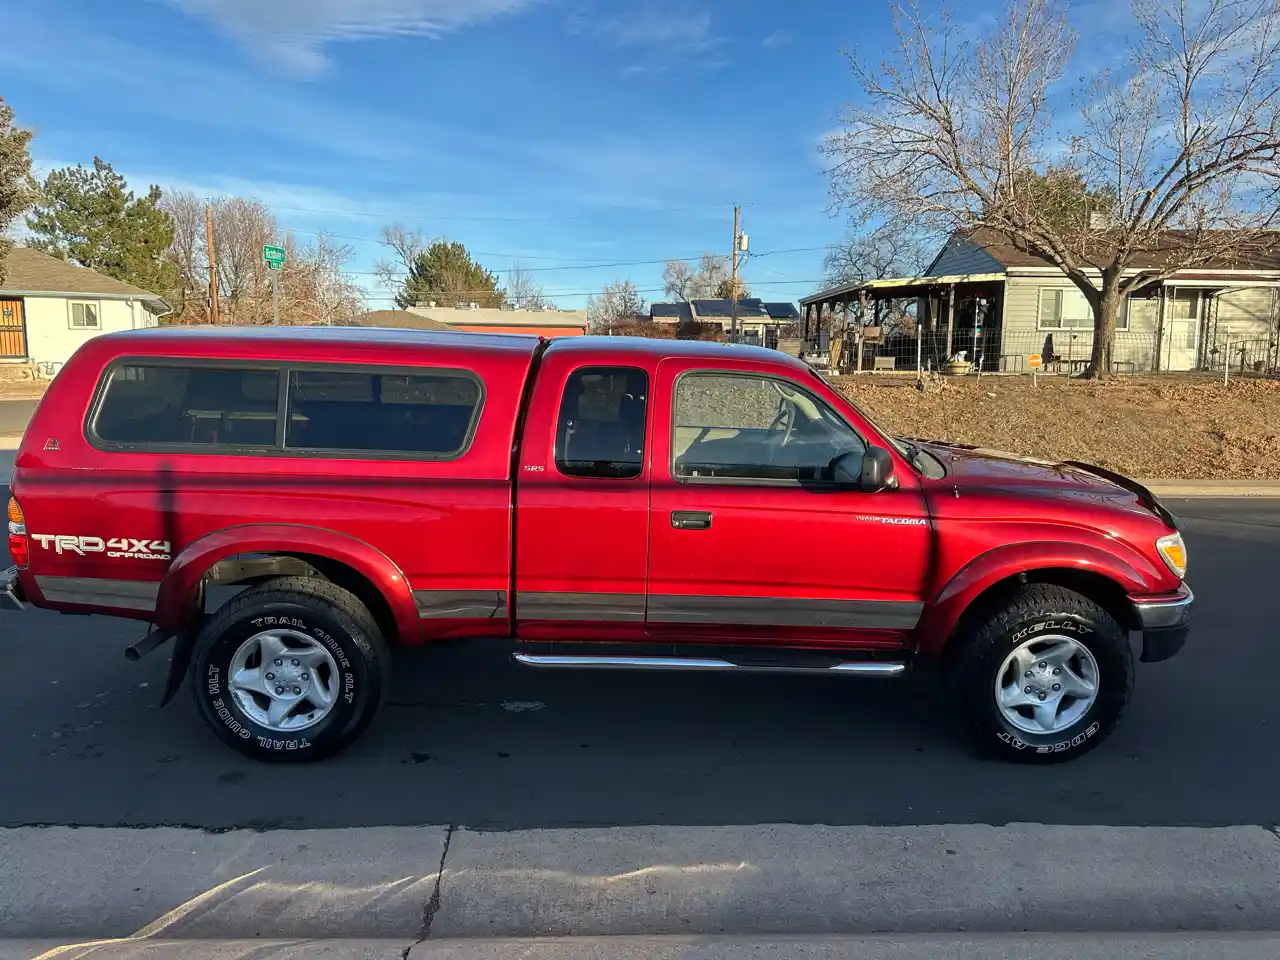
404;303;588;338
0;247;170;371
799;228;1280;373
349;309;456;331
648;299;801;347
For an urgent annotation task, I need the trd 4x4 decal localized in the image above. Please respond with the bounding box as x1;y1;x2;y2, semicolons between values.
30;535;172;561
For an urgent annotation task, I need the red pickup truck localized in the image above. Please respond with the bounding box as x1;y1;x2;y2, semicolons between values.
2;327;1191;763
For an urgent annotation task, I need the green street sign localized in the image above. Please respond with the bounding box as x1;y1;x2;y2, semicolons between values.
263;244;286;269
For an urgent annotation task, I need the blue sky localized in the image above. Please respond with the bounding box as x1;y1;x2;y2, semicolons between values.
1;0;1123;309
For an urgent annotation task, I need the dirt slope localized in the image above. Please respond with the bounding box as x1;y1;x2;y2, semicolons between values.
835;375;1280;480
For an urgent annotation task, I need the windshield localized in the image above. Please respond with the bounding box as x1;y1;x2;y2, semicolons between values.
808;369;914;461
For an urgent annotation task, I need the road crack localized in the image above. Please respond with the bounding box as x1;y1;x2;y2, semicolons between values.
403;823;455;959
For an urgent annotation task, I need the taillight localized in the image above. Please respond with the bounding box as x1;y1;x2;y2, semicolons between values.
7;497;28;569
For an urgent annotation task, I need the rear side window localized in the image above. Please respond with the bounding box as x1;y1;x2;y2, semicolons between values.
92;364;280;447
286;370;482;457
555;367;649;479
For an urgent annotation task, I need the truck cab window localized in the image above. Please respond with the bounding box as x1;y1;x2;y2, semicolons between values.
555;367;648;479
673;372;865;482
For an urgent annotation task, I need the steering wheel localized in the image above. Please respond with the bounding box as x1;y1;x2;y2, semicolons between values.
764;402;796;463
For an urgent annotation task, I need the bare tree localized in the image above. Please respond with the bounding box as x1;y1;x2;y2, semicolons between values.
824;225;931;286
822;0;1280;377
504;261;550;310
161;190;361;325
587;279;648;331
692;251;730;298
663;259;697;300
160;190;205;318
373;222;425;291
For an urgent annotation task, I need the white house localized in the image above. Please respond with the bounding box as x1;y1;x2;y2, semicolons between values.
0;246;169;371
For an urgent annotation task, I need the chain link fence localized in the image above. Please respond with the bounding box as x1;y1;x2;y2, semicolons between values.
810;327;1280;377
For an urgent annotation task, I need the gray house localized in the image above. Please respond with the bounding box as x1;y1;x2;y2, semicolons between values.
801;229;1280;373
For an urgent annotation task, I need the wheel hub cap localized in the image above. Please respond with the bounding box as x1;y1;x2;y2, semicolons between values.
227;629;342;733
995;634;1100;735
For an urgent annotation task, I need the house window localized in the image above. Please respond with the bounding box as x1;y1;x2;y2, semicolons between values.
1169;290;1201;320
69;301;101;329
1038;287;1128;330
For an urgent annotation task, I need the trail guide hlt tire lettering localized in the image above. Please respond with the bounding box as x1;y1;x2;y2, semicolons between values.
191;577;390;763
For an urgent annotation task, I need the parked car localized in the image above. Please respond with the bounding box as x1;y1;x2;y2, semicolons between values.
2;327;1191;763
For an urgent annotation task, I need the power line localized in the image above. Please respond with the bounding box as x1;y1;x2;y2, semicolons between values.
266;201;744;223
283;224;830;268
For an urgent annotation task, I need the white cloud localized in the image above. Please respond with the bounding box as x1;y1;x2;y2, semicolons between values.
567;4;725;75
761;29;792;49
160;0;535;77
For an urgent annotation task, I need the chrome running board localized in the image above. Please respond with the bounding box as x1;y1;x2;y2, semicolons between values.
512;653;907;677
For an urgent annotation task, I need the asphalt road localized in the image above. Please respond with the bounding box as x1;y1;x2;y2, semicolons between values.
0;399;37;436
0;494;1277;832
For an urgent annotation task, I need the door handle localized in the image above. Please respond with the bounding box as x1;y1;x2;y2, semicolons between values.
671;510;712;530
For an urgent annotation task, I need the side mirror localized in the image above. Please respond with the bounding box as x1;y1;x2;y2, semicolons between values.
860;447;895;491
827;448;896;491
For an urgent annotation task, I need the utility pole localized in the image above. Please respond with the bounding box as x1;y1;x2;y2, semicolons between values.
204;201;220;324
730;204;741;341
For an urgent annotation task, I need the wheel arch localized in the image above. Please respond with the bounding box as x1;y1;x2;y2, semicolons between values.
919;540;1156;665
156;524;419;644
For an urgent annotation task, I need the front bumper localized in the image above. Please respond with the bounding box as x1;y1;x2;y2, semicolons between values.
1;565;25;612
1133;584;1192;663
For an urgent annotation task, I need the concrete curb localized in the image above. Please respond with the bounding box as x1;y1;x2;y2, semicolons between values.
1140;480;1280;498
0;438;18;451
4;824;1280;943
5;935;1280;960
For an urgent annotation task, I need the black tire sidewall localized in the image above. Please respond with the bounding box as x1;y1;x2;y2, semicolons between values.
970;611;1132;761
193;598;376;760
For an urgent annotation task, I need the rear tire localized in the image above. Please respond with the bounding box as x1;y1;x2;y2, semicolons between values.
191;577;390;763
949;585;1134;764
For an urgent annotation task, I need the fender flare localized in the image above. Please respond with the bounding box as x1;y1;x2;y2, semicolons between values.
155;523;420;641
916;539;1164;658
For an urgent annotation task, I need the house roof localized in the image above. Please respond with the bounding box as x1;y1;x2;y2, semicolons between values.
350;309;456;331
650;302;693;320
963;227;1280;272
690;298;770;319
407;305;588;329
0;246;168;301
763;302;800;320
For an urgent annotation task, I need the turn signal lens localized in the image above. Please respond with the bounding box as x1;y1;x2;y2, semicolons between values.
7;498;27;568
1156;533;1187;578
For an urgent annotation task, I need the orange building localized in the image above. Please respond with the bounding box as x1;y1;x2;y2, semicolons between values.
408;305;588;338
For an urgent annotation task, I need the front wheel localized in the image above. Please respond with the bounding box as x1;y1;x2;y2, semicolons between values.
949;585;1134;763
191;577;390;763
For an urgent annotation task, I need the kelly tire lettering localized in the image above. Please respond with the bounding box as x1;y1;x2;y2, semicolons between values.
948;584;1136;765
190;577;389;764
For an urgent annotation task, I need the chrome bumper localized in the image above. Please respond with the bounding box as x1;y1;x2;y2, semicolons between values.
1;566;24;612
1133;584;1193;630
1132;584;1192;663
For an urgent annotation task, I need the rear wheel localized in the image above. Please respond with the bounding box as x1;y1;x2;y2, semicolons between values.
191;577;389;762
949;585;1134;763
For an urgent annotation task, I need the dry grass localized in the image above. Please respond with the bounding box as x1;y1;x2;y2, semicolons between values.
835;374;1280;480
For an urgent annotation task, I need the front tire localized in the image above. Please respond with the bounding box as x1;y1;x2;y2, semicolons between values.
191;577;390;763
950;585;1134;764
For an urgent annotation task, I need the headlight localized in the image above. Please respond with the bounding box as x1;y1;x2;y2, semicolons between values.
1156;532;1187;578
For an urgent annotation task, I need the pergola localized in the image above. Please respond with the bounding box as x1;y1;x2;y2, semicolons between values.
799;272;1005;371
